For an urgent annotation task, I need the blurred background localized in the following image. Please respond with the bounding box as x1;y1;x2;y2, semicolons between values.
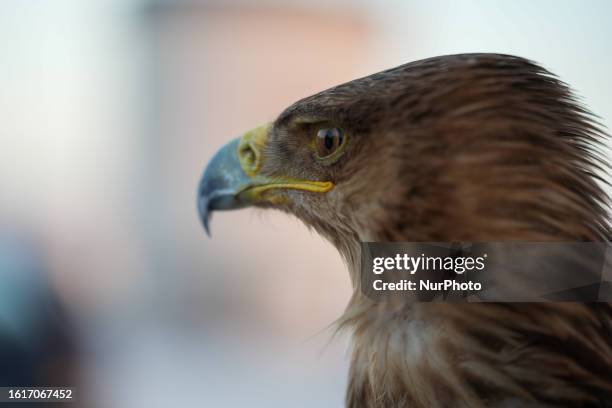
0;1;611;407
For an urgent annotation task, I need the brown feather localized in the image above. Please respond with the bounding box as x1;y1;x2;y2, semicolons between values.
261;54;612;406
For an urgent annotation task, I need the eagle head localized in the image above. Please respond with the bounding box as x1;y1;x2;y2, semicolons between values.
198;54;612;406
198;54;610;269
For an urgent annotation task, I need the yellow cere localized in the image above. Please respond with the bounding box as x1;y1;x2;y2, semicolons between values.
237;123;271;177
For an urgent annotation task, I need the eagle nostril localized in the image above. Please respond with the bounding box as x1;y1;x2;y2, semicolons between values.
240;143;255;165
236;123;270;177
238;140;261;176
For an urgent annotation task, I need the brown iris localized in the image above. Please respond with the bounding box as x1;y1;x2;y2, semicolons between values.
315;127;345;159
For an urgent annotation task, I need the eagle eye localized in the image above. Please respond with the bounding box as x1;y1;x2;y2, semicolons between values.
314;127;346;161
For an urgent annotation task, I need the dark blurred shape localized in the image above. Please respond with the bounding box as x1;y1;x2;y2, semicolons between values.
0;232;79;389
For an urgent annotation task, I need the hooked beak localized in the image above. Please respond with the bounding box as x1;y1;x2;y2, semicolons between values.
197;124;334;235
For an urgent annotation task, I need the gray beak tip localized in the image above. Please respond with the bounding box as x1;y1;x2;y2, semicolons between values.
204;220;211;237
198;194;212;237
203;213;212;237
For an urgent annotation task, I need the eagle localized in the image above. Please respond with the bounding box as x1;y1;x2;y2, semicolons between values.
197;54;612;407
